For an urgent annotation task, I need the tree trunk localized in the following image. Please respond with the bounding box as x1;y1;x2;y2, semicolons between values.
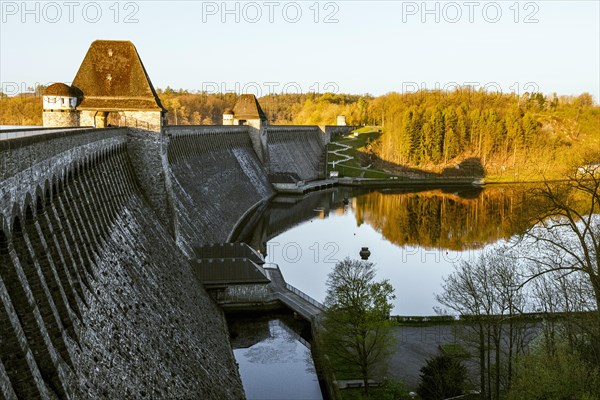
495;325;501;400
362;365;369;395
586;273;600;368
479;325;486;399
508;317;514;388
487;325;492;400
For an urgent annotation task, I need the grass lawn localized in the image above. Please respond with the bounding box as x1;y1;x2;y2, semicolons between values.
328;128;385;177
328;128;483;182
334;164;405;179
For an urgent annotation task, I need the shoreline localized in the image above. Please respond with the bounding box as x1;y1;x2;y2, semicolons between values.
274;176;570;194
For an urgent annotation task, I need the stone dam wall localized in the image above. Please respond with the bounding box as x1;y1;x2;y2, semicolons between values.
264;126;327;182
0;128;244;399
165;126;274;248
0;124;330;399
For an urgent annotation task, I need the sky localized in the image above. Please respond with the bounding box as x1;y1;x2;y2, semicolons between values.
1;0;599;100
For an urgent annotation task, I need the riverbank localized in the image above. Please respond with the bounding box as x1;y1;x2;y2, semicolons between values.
338;176;483;187
273;175;577;195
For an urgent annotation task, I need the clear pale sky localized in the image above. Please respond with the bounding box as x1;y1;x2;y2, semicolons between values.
1;0;599;100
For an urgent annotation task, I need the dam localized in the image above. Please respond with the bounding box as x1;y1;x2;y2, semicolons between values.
0;40;351;399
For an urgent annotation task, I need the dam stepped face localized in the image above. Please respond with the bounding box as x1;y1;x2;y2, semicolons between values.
1;39;353;399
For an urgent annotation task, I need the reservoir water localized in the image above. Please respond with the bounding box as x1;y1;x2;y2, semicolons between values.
240;185;532;316
230;184;535;397
227;312;323;400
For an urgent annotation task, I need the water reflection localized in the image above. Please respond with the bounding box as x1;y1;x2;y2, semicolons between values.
240;185;532;254
228;313;323;400
355;186;531;250
238;185;536;315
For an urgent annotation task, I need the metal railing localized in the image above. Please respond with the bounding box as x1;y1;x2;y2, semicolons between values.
0;126;92;141
284;282;325;310
261;263;325;310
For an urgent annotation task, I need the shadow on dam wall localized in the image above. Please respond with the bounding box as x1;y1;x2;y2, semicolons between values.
0;128;244;399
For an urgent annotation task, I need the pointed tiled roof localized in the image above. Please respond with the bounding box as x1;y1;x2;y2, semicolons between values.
72;40;165;111
233;94;266;120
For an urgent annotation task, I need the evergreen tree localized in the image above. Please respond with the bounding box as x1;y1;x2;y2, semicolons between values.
522;112;539;147
443;107;459;162
431;107;445;163
417;353;467;400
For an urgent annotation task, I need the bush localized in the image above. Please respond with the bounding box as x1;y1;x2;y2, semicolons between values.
507;344;600;400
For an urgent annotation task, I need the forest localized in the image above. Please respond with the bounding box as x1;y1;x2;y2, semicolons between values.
1;87;598;179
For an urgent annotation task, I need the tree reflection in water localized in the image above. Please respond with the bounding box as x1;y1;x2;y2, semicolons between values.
243;185;536;255
240;185;541;316
354;186;533;251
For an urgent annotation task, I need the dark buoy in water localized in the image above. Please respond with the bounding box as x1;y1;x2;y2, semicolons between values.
343;197;349;205
359;247;371;260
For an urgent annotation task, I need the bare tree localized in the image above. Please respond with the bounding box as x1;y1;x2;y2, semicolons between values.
527;264;595;349
321;257;396;394
436;248;532;400
516;165;600;366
